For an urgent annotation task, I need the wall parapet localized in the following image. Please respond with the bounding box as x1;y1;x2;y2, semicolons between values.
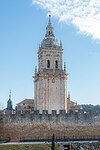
2;109;100;125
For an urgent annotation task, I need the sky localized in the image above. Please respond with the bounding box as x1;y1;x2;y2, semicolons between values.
0;0;100;109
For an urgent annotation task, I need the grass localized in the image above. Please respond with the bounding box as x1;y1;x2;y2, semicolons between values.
0;144;60;150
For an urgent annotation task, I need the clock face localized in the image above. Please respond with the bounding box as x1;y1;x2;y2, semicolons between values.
52;78;55;83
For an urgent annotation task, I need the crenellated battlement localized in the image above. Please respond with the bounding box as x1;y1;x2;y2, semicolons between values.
2;109;100;125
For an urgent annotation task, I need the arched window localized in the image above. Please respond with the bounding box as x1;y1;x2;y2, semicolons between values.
47;60;50;68
49;31;50;35
55;60;58;69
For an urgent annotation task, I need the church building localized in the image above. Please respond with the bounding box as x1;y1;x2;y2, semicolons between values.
34;13;68;114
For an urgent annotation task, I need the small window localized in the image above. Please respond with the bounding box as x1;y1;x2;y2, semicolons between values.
55;60;58;69
47;60;50;68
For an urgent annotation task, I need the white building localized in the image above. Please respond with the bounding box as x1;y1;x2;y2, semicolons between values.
16;99;34;111
34;14;68;114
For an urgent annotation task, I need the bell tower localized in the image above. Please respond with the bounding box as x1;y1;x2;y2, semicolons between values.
34;13;68;114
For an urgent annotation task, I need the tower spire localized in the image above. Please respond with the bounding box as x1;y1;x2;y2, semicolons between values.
40;11;59;48
44;11;55;38
64;62;66;72
7;89;13;110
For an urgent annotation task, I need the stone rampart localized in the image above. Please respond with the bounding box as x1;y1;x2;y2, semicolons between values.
2;109;100;125
1;110;100;141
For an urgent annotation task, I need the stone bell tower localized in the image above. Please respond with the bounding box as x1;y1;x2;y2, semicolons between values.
34;13;68;114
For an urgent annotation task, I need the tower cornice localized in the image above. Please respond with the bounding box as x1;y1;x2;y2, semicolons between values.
33;71;68;80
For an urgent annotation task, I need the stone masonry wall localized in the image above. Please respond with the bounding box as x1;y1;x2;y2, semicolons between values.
1;110;100;141
3;110;100;124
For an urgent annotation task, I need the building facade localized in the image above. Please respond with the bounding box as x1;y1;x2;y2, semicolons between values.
34;14;68;114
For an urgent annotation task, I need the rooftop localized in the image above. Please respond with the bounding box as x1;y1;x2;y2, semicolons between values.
17;99;34;105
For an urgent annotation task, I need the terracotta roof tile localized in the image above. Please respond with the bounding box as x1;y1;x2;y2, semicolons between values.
17;99;34;105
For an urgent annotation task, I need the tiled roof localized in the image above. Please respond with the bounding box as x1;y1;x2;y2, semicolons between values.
17;99;34;105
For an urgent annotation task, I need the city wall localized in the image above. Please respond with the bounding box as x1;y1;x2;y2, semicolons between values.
3;110;100;124
1;110;100;141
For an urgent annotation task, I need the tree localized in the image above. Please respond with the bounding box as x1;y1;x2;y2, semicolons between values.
51;133;55;150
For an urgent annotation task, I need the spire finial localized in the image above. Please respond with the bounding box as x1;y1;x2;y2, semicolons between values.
35;66;37;73
9;89;11;100
64;62;66;72
7;89;13;110
60;40;62;47
48;10;51;24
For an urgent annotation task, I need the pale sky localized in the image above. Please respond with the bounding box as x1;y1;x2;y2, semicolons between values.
0;0;100;108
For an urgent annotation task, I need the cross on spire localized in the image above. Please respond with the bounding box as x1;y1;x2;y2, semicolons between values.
9;89;11;100
48;10;51;24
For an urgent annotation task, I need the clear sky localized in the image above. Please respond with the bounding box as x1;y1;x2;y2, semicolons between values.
0;0;100;108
